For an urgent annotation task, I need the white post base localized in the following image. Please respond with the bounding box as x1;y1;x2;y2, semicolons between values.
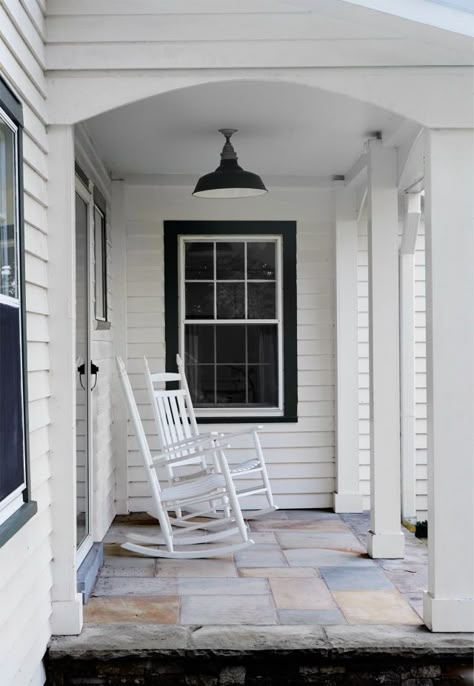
51;596;83;636
367;531;405;559
423;592;474;633
333;492;364;513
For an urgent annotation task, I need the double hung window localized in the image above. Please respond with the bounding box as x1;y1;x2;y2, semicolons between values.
165;222;297;422
0;79;34;541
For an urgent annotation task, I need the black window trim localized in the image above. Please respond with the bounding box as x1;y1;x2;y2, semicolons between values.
0;76;37;548
164;220;298;423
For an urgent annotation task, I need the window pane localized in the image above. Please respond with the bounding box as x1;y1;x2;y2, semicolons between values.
186;365;215;405
216;325;245;363
0;302;25;500
248;365;278;406
248;282;276;319
216;282;244;319
185;242;214;280
247;242;275;280
185;282;214;319
216;365;246;404
216;242;244;280
247;324;278;365
185;324;215;364
94;207;106;321
0;121;18;299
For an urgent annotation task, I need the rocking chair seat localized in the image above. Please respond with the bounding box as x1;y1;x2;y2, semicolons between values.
230;458;260;475
161;472;226;503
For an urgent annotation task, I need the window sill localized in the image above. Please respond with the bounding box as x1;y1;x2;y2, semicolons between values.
0;501;37;549
197;415;298;424
95;320;111;331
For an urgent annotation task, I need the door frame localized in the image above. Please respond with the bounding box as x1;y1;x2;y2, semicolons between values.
75;174;94;567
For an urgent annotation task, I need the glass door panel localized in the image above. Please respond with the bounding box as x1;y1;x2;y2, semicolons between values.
75;192;90;551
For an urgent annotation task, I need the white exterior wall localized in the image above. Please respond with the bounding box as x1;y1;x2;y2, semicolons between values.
357;211;427;519
0;2;52;685
124;184;336;510
74;125;117;540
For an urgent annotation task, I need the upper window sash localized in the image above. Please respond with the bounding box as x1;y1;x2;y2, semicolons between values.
0;109;20;303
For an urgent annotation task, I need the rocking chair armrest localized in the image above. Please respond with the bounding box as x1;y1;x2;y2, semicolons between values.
159;432;219;452
152;443;230;468
213;426;264;443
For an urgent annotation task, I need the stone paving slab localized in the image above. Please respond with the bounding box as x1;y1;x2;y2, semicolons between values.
93;576;178;596
239;567;320;578
177;577;269;595
333;589;424;625
269;577;336;610
180;594;277;625
284;547;375;567
83;595;179;624
276;531;363;551
277;608;346;625
156;558;238;577
320;565;395;590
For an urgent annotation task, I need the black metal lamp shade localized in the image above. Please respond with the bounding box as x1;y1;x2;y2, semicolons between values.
193;129;268;199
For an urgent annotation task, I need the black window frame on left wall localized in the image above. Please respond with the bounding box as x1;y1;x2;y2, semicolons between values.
0;77;36;548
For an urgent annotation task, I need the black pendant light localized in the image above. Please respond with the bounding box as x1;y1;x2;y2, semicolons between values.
193;129;268;198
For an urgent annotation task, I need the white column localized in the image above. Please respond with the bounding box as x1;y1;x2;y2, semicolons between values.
333;184;364;513
111;181;129;514
367;139;405;559
423;128;474;632
399;194;421;523
48;125;83;635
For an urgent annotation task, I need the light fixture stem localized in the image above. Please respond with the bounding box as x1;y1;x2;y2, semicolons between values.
218;128;238;161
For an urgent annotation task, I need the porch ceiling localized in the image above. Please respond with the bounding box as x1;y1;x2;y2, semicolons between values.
84;81;405;182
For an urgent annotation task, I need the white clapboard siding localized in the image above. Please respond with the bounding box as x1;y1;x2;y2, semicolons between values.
125;185;336;510
74;124;117;541
0;4;52;685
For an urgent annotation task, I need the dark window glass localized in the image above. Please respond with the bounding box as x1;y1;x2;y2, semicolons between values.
216;325;246;363
247;242;275;280
248;282;276;319
185;282;214;319
216;242;244;280
186;365;215;405
216;282;244;319
216;365;246;404
0;303;24;500
185;325;215;364
247;324;278;364
248;365;278;405
185;242;214;280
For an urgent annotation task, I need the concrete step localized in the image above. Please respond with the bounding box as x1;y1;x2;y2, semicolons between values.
45;624;474;685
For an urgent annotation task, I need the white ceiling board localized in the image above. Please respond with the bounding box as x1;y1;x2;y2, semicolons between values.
85;80;404;179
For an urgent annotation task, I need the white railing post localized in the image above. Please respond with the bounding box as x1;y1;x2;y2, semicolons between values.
423;128;474;632
367;139;405;559
333;182;364;513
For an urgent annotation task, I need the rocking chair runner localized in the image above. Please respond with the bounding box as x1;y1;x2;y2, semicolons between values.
115;356;254;558
143;354;277;519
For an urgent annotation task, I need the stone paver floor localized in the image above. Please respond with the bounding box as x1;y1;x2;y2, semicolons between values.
86;511;427;627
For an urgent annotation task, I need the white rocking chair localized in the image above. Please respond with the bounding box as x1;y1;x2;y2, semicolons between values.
116;356;254;558
143;354;277;520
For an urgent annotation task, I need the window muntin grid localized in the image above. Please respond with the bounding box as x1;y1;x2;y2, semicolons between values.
179;236;283;415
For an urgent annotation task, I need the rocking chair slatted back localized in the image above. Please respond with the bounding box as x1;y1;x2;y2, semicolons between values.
144;357;207;474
